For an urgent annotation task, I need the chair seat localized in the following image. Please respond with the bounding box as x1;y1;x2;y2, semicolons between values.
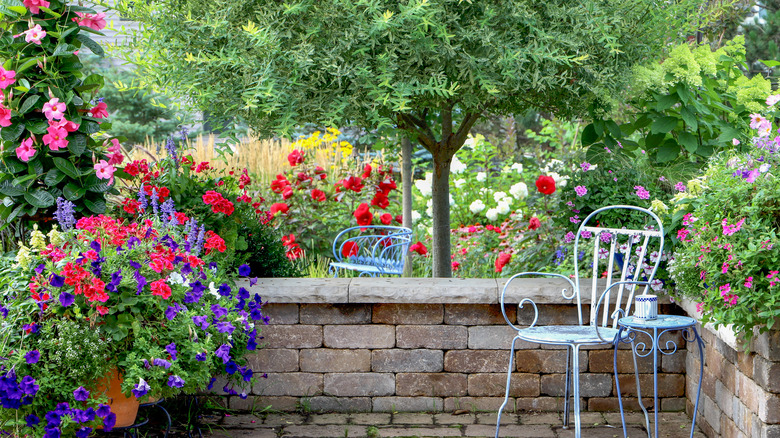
516;325;623;345
329;261;402;275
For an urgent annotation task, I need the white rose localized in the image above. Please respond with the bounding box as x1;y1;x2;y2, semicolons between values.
411;211;421;222
454;178;466;188
415;172;433;197
510;162;523;173
451;156;467;174
469;200;486;213
493;191;507;203
485;208;499;221
550;172;568;188
476;172;486;182
496;201;511;215
510;182;528;200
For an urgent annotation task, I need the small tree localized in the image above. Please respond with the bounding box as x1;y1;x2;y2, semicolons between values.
113;0;715;276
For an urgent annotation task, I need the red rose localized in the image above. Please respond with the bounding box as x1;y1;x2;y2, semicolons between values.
362;164;372;178
528;217;541;230
395;214;403;224
380;213;393;225
378;178;397;194
270;174;290;193
371;191;389;209
288;149;305;166
495;252;512;273
281;234;297;246
353;203;373;226
282;187;294;200
452;261;460;271
311;189;326;202
271;203;289;216
535;175;556;195
410;241;427;255
341;241;359;258
314;166;327;180
341;176;364;193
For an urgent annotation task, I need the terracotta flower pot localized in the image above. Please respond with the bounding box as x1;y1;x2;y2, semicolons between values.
95;367;140;428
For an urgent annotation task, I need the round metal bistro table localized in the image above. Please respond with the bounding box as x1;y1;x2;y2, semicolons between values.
613;315;704;438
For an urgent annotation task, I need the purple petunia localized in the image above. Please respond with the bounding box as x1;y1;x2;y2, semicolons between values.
215;322;235;335
238;287;250;300
218;283;231;297
238;264;251;276
132;378;151;398
192;315;210;330
44;411;61;427
75;427;92;438
96;404;111;418
215;344;231;364
25;350;40;364
250;277;258;287
165;342;178;361
225;361;237;375
59;292;74;307
25;414;39;427
103;412;117;431
195;352;207;361
20;376;39;396
49;273;65;288
73;386;89;402
153;358;171;369
167;375;185;388
165;303;185;320
211;304;227;320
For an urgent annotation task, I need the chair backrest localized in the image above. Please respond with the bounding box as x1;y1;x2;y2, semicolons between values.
332;226;413;274
572;205;664;328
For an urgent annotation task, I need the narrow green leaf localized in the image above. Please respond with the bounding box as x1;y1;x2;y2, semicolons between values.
75;33;104;57
19;95;40;114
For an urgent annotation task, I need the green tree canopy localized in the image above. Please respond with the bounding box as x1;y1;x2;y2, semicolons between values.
111;0;715;276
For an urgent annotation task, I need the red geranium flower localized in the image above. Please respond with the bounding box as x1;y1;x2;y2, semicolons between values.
528;217;541;230
535;175;556;195
341;176;364;193
270;174;291;194
410;241;427;255
495;252;512;273
353;203;373;226
150;279;172;299
288;149;305;166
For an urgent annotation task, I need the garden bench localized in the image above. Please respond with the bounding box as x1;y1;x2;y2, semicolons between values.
329;225;413;277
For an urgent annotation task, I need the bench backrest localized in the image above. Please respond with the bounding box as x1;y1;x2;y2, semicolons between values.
332;226;413;274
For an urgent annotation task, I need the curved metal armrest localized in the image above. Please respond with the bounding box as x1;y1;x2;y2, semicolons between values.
592;280;652;343
500;272;577;332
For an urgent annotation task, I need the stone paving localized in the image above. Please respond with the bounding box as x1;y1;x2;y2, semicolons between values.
203;411;706;438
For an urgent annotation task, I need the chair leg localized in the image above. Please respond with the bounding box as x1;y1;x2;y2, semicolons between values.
495;336;520;438
563;347;571;429
571;344;582;438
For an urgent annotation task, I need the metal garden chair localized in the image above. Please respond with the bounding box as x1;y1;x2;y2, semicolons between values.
329;225;413;277
495;205;665;438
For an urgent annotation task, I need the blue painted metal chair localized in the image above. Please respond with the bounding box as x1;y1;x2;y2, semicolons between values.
495;205;665;438
329;225;413;277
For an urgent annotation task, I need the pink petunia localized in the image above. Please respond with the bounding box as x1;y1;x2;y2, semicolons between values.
0;67;16;90
42;98;66;120
15;137;36;162
72;12;107;31
22;0;50;14
42;125;68;151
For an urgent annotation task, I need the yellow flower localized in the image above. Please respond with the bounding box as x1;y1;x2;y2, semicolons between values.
48;225;63;247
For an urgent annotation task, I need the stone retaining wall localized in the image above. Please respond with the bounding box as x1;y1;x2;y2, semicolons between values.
678;301;780;438
229;278;687;415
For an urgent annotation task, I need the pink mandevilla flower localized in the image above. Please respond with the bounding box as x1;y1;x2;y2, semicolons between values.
22;0;49;14
16;137;36;162
0;106;11;127
0;66;16;89
73;12;107;31
42;98;66;120
95;160;116;182
23;24;46;44
43;125;68;151
89;102;108;118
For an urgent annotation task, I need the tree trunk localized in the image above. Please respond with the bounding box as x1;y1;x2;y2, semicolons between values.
431;155;452;277
401;136;413;277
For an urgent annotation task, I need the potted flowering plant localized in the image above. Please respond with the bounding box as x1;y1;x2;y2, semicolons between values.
669;96;780;344
0;197;265;436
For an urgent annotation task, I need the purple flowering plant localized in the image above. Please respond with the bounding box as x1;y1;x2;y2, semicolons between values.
669;98;780;345
0;196;267;436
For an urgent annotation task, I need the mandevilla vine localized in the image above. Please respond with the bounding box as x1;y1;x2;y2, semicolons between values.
0;0;120;229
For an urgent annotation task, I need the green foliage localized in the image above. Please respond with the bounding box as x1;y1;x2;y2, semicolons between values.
0;0;116;226
81;55;180;145
583;37;772;165
669;106;780;345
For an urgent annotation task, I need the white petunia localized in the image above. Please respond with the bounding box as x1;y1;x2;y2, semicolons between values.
168;272;186;285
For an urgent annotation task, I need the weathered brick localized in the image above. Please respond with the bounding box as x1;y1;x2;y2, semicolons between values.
716;379;735;419
753;329;780;362
616;373;685;397
660;397;687;412
468;326;536;350
323;325;394;349
247;349;299;372
372;349;443;372
444;350;508;373
262;303;299;324
372;303;443;324
444;397;511;412
300;304;371;324
588;397;643;412
721;417;741;438
541;373;612;397
324;373;394;397
515;349;587;373
467;373;539;397
396;325;468;349
722;359;737;393
589;349;652;373
515;397;560;412
307;396;372;413
662;348;687;373
516;304;580;326
299;349;370;372
464;424;556;437
261;325;322;349
759;389;780;423
715;336;738;364
703;395;721;434
738;371;760;414
444;304;515;325
237;396;298;412
705;345;725;380
396;373;467;396
372;397;443;412
252;373;322;396
737;350;755;379
754;355;780;393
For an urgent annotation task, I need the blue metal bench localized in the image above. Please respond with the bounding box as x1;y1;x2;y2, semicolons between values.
329;225;413;277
